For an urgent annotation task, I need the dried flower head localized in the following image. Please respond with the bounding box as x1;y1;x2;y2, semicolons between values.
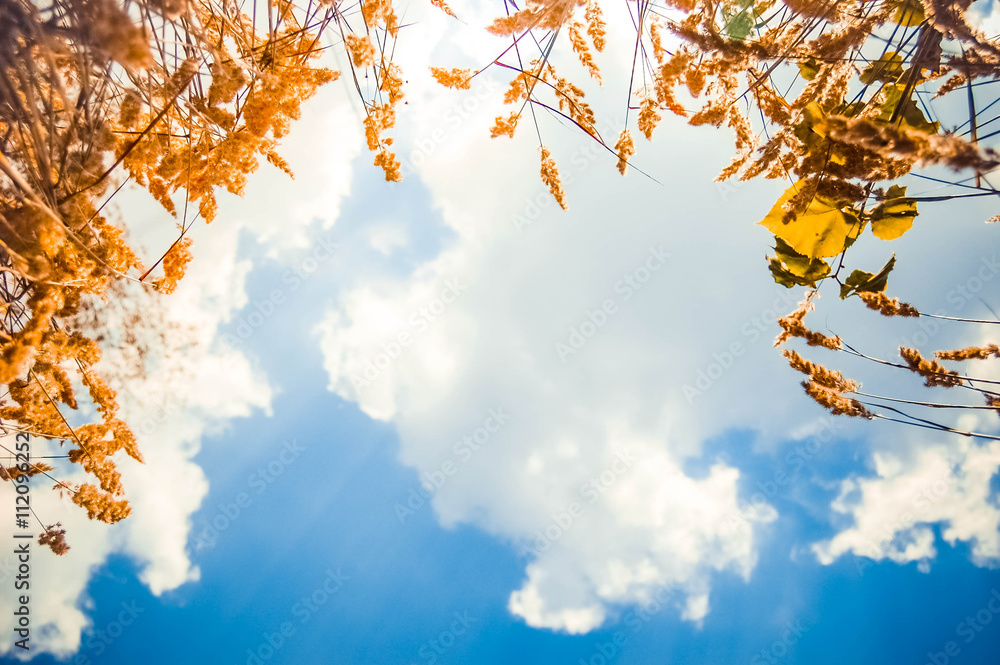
39;524;70;556
615;129;635;175
491;113;519;139
569;21;601;82
783;349;859;392
774;296;842;349
935;344;1000;361
429;0;457;17
637;97;662;141
899;347;963;388
858;291;920;317
72;483;132;523
986;394;1000;419
802;381;874;418
540;146;568;210
585;0;606;51
345;34;376;68
430;67;475;89
153;236;193;295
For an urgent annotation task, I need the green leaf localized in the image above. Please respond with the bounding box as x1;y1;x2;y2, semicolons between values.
860;52;904;85
725;9;754;40
877;84;940;134
768;237;832;288
722;0;756;40
868;184;919;240
758;183;863;259
839;255;896;298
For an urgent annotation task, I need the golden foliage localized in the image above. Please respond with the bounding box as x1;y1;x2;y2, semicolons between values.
491;113;520;139
802;380;874;419
899;347;963;388
540;147;568;210
615;130;635;175
429;0;457;17
346;34;378;68
454;0;1000;436
638;97;662;141
39;524;70;556
0;0;410;540
935;345;1000;361
774;297;842;349
431;68;476;89
569;21;602;82
858;291;920;317
783;349;858;393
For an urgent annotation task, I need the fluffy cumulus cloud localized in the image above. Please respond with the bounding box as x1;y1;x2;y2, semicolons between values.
315;0;843;633
814;340;1000;571
216;80;363;254
0;75;360;657
813;439;1000;570
317;214;791;630
0;221;271;657
317;0;1000;632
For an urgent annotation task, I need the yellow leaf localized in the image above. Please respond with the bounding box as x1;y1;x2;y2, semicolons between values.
758;184;862;259
877;84;939;134
869;185;919;240
889;0;924;26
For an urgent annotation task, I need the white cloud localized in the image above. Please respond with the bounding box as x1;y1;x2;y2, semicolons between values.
0;77;361;658
316;0;1000;631
367;223;410;256
316;131;792;629
813;438;1000;568
0;220;272;658
969;0;1000;39
314;0;847;633
814;331;1000;570
218;79;364;255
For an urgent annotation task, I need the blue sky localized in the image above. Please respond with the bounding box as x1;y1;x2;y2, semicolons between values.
8;293;1000;665
10;139;1000;663
6;1;1000;663
11;268;1000;665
